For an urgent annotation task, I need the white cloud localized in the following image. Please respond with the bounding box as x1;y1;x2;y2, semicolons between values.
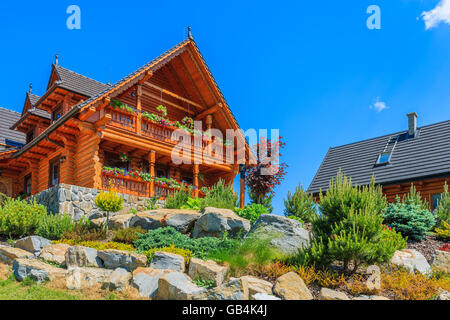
421;0;450;30
370;97;389;112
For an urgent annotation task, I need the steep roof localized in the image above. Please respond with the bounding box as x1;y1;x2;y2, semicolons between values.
52;65;111;97
0;107;26;145
307;120;450;194
27;93;41;106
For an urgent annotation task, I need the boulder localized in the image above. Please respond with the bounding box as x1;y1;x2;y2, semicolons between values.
65;246;103;268
150;252;186;272
273;272;313;300
206;278;249;300
436;290;450;301
0;247;34;265
391;249;431;275
40;244;70;266
188;258;228;286
103;268;132;291
245;215;310;255
240;276;273;297
108;214;135;229
132;267;170;298
319;288;350;300
353;295;390;300
97;249;146;271
66;267;113;290
252;293;281;300
14;236;52;257
129;209;201;233
431;250;450;274
192;207;251;238
156;272;206;300
12;258;66;283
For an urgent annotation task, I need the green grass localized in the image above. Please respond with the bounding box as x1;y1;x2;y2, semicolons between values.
0;275;82;300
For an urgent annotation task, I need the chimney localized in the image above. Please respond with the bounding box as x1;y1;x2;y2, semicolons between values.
407;112;418;138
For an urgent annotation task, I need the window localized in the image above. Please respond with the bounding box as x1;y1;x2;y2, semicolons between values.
377;153;391;165
104;152;131;174
182;177;193;185
26;130;35;144
432;194;442;211
24;174;32;195
49;157;60;188
52;105;63;123
157;169;166;178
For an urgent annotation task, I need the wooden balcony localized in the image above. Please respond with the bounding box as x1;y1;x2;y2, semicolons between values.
100;172;203;199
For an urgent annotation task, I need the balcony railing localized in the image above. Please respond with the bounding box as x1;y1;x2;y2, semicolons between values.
101;172;204;199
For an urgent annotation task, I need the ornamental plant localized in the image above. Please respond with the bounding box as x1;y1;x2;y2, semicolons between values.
102;167;125;177
439;243;450;252
35;214;77;240
95;189;124;229
119;152;131;162
0;198;47;238
295;171;405;274
246;137;288;206
200;179;238;210
235;203;268;224
111;99;135;114
284;182;318;223
435;221;450;241
383;196;435;241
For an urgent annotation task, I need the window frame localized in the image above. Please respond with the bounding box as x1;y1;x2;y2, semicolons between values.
48;156;61;188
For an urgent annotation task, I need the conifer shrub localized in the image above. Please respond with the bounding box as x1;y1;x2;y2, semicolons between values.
294;170;405;274
283;182;318;223
134;227;238;260
383;196;435;241
435;221;450;240
435;183;450;227
144;245;192;265
113;227;146;244
0;198;47;238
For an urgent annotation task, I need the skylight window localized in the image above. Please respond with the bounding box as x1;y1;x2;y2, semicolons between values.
377;153;391;165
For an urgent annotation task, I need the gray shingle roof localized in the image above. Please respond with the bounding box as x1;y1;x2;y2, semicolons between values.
307;120;450;194
53;65;111;97
0;107;26;146
27;93;40;106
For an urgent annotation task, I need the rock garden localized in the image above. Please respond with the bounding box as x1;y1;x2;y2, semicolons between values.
0;172;449;301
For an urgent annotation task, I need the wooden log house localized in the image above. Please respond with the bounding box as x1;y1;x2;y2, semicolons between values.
308;113;450;209
0;36;252;207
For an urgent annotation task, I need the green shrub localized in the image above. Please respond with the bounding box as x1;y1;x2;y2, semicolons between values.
284;183;317;223
234;204;268;224
35;214;77;240
0;198;47;238
180;198;201;211
383;196;436;241
113;227;146;244
56;239;135;251
0;193;9;207
402;184;430;211
249;191;274;213
134;227;238;260
94;190;123;228
165;187;191;209
61;220;107;242
200;180;238;210
295;171;404;273
435;183;450;227
287;216;305;224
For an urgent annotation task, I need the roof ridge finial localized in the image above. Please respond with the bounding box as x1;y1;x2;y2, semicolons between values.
55;54;59;65
29;83;32;94
188;26;194;40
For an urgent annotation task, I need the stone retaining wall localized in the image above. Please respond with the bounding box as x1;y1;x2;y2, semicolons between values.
29;184;164;220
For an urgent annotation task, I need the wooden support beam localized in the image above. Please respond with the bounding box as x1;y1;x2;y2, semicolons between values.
193;164;199;198
149;150;156;197
79;106;97;121
141;91;195;115
145;82;205;111
195;103;223;120
138;71;153;85
97;97;111;112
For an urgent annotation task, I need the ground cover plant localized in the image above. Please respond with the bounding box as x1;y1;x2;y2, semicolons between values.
234;204;268;224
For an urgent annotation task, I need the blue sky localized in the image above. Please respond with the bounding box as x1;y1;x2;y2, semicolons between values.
1;1;450;215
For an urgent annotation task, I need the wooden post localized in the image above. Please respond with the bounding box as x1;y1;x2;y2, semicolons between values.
193;164;199;198
239;164;246;209
149;150;156;197
136;85;142;135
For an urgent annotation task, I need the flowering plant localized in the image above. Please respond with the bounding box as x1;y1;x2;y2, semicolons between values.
157;105;168;117
439;243;450;252
111;99;136;114
120;153;131;162
103;167;125;177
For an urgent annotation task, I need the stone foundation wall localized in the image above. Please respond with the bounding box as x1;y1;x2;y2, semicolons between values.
29;184;164;220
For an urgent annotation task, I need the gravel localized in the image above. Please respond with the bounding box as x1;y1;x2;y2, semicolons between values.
406;235;447;264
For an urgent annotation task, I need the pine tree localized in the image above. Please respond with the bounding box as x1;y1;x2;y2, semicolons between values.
283;183;317;222
436;183;450;227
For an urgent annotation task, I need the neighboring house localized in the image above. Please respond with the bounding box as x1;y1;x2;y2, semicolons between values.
308;113;450;209
0;36;251;215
